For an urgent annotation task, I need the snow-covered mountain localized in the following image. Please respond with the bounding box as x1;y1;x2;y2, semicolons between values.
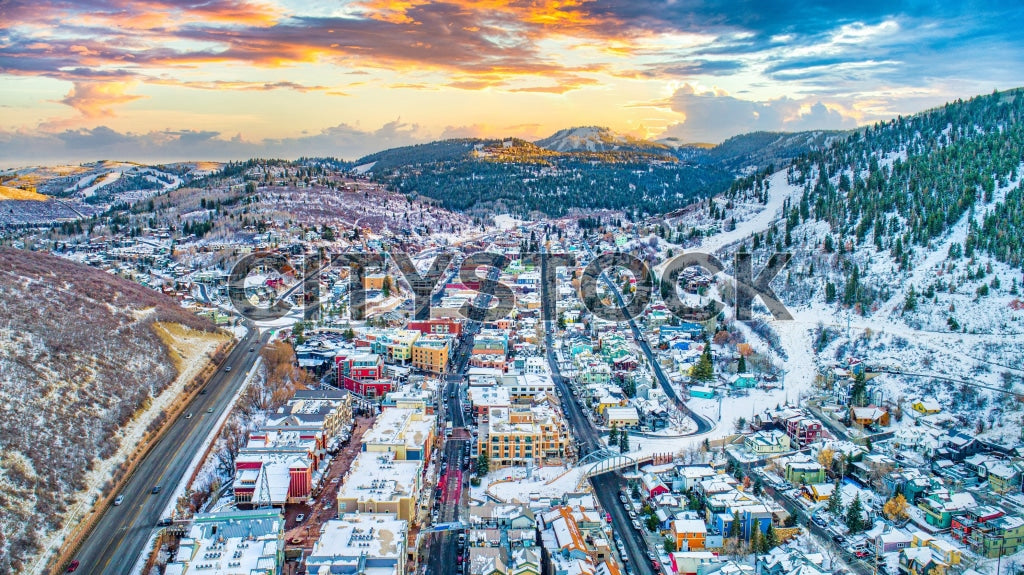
534;126;673;155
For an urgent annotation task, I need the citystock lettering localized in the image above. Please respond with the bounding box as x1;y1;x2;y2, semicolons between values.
227;249;792;323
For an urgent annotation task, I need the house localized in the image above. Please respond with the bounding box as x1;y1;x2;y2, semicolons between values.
784;460;826;485
744;430;791;456
984;462;1023;494
911;400;941;415
605;406;640;429
728;373;756;389
690;385;716;399
642;473;671;500
801;483;836;503
785;416;823;448
673;519;708;551
951;506;1005;546
917;489;976;529
670;551;720;575
850;406;890;427
898;546;948;575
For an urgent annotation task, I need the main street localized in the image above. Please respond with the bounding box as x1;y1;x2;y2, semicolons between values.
424;271;491;575
540;249;657;575
73;325;269;575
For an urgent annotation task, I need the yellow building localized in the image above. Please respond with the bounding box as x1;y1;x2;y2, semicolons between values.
336;452;423;524
479;405;570;469
364;273;389;291
361;407;436;462
411;335;451;374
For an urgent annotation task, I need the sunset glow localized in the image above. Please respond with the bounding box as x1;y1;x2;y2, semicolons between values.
1;0;1022;163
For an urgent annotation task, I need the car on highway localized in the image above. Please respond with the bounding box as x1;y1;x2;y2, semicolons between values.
151;485;161;494
207;407;214;413
65;560;80;572
296;514;305;523
185;413;193;419
114;495;124;506
200;388;207;394
224;366;232;372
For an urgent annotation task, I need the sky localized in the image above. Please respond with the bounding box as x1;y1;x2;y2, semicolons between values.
1;0;1023;165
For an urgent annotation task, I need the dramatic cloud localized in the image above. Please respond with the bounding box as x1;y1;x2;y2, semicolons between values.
660;84;857;142
0;0;1023;160
59;81;145;117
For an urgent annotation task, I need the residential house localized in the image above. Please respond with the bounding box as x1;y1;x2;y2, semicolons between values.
744;430;791;456
917;489;975;530
673;519;708;552
850;406;890;427
784;460;826;485
898;547;947;575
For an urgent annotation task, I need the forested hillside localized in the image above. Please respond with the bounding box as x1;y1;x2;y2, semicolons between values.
710;88;1024;328
354;127;833;218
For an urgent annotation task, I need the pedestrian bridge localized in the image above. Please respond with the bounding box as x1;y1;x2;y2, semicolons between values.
573;449;676;490
574;448;639;489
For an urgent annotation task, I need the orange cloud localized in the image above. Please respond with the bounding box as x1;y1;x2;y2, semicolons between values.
58;81;144;118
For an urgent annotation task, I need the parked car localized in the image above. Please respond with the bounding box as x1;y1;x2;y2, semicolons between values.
296;514;305;523
631;519;642;530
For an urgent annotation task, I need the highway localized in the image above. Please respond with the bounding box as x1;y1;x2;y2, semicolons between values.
71;325;269;575
540;250;657;575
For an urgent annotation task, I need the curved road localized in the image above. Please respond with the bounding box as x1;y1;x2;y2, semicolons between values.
69;326;269;575
583;243;714;434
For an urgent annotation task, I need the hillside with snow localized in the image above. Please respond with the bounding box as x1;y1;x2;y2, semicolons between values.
649;89;1024;447
0;248;224;573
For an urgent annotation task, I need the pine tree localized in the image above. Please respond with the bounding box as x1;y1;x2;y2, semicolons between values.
825;281;837;303
765;522;779;551
608;423;618;446
827;482;844;516
619;432;630;453
737;354;747;374
846;493;866;533
851;371;868;407
730;511;742;540
691;344;714;382
750;523;763;554
476;452;490;476
903;285;917;312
